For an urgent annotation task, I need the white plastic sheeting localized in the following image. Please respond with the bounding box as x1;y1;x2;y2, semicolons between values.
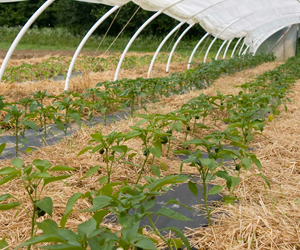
80;0;300;48
1;0;300;85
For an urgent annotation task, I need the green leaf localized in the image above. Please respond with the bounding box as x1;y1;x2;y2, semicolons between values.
43;175;71;187
200;158;215;171
124;130;142;140
148;141;162;159
15;235;67;249
184;138;203;145
170;238;183;250
0;167;20;175
50;166;75;171
40;245;85;250
35;197;53;217
150;165;161;177
70;112;80;123
0;202;21;210
81;166;101;179
0;174;18;185
256;173;271;189
23;121;37;131
78;218;97;238
156;208;192;221
0;194;15;202
208;185;223;195
37;220;59;235
188;181;198;197
86;195;113;211
241;158;252;170
230;141;248;149
33;159;52;171
60;193;83;228
148;175;188;192
0;238;8;249
160;161;167;171
161;226;191;250
0;143;6;156
24;147;33;154
11;157;23;170
77;146;93;156
99;176;108;185
250;155;262;170
90;133;103;141
133;238;157;250
93;210;110;227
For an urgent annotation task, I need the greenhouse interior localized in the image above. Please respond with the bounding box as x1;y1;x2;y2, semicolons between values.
0;0;300;249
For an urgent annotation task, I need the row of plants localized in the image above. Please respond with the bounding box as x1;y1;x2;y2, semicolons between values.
0;53;274;158
0;53;282;249
3;53;187;83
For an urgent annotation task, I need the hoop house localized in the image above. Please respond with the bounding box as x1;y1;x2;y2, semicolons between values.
1;0;300;87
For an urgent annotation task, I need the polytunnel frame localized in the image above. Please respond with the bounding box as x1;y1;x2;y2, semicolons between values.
1;0;300;84
114;0;185;81
0;0;55;82
252;17;300;54
223;39;233;59
215;39;227;60
64;5;121;90
165;23;194;73
165;0;235;73
187;32;210;69
148;2;222;78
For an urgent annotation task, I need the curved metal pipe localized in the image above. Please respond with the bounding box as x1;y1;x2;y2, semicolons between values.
223;39;233;59
114;0;184;81
238;39;246;56
166;23;194;73
242;45;250;55
0;0;55;82
147;21;184;78
187;32;209;69
231;37;243;58
64;5;120;90
215;40;227;60
203;36;217;63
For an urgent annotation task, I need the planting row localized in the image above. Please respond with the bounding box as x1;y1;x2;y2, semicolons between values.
3;53;186;83
0;54;297;249
0;53;274;157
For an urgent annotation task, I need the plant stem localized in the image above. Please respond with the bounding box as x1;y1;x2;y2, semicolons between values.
148;217;171;249
201;169;211;226
15;117;19;157
136;153;149;184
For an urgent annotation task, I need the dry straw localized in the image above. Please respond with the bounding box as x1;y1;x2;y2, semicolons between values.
1;60;293;249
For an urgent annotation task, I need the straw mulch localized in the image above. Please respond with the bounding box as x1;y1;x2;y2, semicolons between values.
0;60;293;249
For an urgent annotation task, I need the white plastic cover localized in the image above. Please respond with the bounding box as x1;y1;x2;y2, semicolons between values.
76;0;300;52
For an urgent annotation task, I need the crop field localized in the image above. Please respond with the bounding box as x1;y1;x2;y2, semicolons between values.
0;46;299;250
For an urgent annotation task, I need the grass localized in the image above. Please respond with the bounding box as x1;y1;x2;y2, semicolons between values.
0;26;234;56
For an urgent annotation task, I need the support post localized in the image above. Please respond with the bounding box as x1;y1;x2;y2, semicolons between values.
114;0;184;81
231;37;243;58
215;40;227;60
187;32;209;69
223;39;232;59
148;21;184;78
242;45;250;55
238;39;246;56
65;5;120;90
204;36;217;63
0;0;55;82
166;23;195;73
